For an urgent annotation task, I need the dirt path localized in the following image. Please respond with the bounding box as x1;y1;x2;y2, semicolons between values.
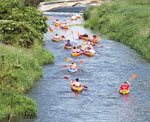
38;0;103;12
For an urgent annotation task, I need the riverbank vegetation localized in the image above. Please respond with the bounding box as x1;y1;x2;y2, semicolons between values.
0;0;54;120
83;0;150;61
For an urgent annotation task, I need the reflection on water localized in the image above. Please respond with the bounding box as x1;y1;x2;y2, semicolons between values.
9;10;150;122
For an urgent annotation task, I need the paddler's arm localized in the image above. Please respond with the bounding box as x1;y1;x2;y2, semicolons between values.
126;81;131;86
70;80;72;85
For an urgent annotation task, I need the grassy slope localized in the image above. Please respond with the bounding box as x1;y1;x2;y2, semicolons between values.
83;0;150;61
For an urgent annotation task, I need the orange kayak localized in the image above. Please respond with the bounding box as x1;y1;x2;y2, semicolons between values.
61;26;69;29
84;52;94;57
92;40;99;43
78;35;90;40
71;52;82;56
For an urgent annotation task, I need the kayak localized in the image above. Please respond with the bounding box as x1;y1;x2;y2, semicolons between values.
71;52;82;56
77;16;81;19
84;52;94;57
71;85;83;92
78;35;90;40
55;23;60;27
61;26;69;29
120;89;130;95
64;46;72;49
92;40;99;43
68;68;78;73
71;18;77;20
52;38;60;42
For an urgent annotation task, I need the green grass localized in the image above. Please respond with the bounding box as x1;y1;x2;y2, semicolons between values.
0;0;54;120
83;0;150;61
0;43;54;120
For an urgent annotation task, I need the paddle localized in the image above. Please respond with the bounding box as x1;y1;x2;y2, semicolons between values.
129;74;137;81
62;60;84;68
64;77;88;88
114;74;137;93
49;29;53;32
65;58;70;63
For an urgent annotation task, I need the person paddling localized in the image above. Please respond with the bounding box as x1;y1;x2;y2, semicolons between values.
64;40;72;47
120;81;131;90
69;62;79;70
72;46;78;53
53;34;59;39
70;78;82;87
91;35;98;41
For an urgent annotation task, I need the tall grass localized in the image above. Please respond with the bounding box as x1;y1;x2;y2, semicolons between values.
83;0;150;61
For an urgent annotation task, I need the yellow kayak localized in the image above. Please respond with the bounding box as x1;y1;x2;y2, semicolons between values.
84;52;94;57
120;89;130;95
71;85;83;93
71;52;82;56
55;23;60;27
52;38;60;42
64;46;72;49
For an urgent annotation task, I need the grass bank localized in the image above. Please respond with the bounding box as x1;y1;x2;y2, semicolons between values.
0;0;54;120
83;0;150;61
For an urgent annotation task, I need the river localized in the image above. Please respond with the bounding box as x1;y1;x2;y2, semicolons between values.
12;7;150;122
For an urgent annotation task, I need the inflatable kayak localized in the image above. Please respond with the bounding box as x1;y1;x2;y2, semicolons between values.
71;52;82;56
55;23;60;27
64;46;72;49
71;85;83;92
68;68;78;73
78;35;90;40
92;40;99;43
60;26;69;29
84;52;94;57
120;89;130;95
52;38;60;42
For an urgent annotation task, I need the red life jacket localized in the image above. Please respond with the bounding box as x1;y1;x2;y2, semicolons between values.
120;84;130;90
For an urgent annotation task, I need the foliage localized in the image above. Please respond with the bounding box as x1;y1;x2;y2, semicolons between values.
0;0;54;120
0;1;48;48
84;0;150;61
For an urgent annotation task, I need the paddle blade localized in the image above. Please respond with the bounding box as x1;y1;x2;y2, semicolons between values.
80;61;84;63
64;77;69;80
83;85;88;88
71;30;73;35
65;58;70;62
61;36;65;39
49;29;53;32
131;74;137;80
62;65;67;68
